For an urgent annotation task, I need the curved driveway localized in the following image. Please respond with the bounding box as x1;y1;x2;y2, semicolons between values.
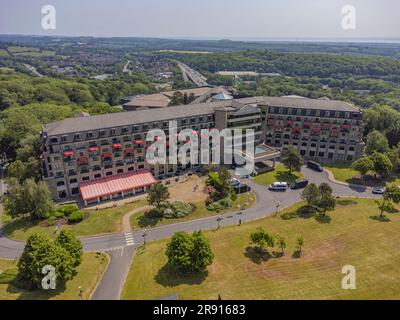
0;166;380;299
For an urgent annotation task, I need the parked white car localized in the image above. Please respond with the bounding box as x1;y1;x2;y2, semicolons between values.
269;182;289;191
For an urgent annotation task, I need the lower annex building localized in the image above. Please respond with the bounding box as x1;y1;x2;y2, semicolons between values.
40;96;364;205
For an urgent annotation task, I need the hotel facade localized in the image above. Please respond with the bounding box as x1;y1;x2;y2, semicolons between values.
40;96;364;205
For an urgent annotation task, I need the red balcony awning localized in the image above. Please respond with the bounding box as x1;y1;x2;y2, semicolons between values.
124;148;134;154
292;127;301;133
134;139;144;145
112;143;122;149
101;152;112;158
79;169;157;201
303;121;312;127
63;151;74;157
78;157;88;162
275;125;284;131
341;124;351;129
88;147;99;152
267;119;276;125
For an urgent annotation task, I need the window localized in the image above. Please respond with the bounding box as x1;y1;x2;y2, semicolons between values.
56;181;65;186
82;176;90;181
70;178;77;184
106;172;112;176
94;174;102;179
50;137;58;144
117;169;124;174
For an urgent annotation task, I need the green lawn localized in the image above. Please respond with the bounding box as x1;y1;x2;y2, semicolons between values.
0;252;108;300
130;192;256;229
324;162;400;187
3;199;147;241
122;198;400;300
253;164;304;186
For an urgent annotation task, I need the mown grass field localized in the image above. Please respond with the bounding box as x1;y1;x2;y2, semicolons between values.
324;162;400;187
253;164;304;186
130;192;256;229
0;252;108;300
122;198;400;300
4;199;147;241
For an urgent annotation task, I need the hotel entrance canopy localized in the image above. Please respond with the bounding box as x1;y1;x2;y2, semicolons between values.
79;169;157;202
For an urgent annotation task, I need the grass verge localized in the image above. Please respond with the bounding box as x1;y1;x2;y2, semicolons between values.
122;198;400;300
0;252;108;300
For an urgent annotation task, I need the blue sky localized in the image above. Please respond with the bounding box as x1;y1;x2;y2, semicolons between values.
0;0;399;39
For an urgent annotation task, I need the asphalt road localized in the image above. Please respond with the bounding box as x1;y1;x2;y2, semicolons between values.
0;166;380;299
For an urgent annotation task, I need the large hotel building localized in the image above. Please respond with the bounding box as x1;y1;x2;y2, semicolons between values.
40;95;364;205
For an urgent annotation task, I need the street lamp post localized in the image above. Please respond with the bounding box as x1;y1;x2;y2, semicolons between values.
142;229;148;246
275;201;281;216
217;216;223;229
78;286;83;300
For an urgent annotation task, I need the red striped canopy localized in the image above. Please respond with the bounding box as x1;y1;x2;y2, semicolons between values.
134;139;144;145
88;147;99;152
79;169;157;201
112;143;122;149
63;151;74;157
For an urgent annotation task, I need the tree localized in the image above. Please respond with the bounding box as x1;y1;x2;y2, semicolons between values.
370;152;393;179
383;183;400;204
190;231;214;272
166;231;214;273
318;183;333;197
352;157;373;180
276;235;287;255
280;146;303;173
300;183;320;206
296;236;305;254
55;230;83;267
317;194;337;216
3;178;55;219
147;183;170;210
365;130;390;155
17;234;76;290
250;227;275;252
375;198;395;217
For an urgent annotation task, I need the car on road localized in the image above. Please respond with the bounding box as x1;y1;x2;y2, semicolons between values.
234;183;251;194
307;160;324;172
372;187;385;194
230;178;241;186
269;182;289;191
290;179;309;189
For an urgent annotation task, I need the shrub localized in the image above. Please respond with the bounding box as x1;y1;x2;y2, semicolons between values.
169;201;194;218
58;203;79;216
68;210;84;223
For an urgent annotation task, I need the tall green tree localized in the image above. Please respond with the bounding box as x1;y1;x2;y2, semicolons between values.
281;146;303;173
383;183;400;204
147;183;170;211
3;178;55;219
17;234;76;290
352;157;374;180
365;130;389;155
55;230;83;267
370;152;393;179
375;198;396;218
166;231;214;273
300;183;320;206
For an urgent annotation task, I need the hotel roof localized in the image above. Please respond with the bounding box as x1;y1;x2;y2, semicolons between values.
44;96;360;136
